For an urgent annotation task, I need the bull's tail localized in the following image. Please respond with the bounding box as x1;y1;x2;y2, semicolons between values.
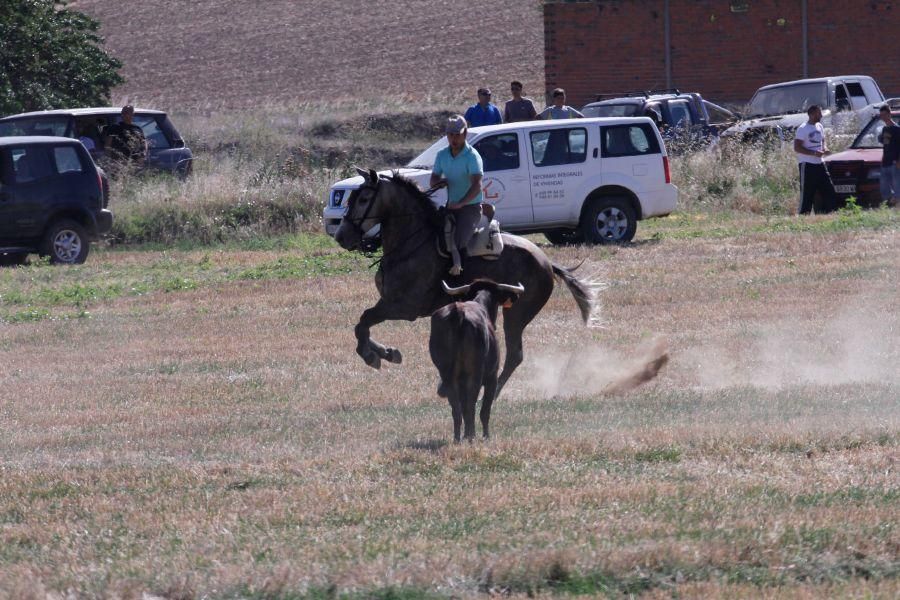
552;263;594;324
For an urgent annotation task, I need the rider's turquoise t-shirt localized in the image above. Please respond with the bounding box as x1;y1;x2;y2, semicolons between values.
433;143;483;206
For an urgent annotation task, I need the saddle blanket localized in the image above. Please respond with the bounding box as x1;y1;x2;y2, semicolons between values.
439;214;504;260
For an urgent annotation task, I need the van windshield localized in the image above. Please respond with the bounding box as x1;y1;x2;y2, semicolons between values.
747;83;828;118
406;136;451;170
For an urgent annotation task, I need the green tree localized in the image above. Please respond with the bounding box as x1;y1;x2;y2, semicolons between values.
0;0;123;115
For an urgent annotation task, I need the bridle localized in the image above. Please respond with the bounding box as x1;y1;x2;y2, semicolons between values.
343;177;383;236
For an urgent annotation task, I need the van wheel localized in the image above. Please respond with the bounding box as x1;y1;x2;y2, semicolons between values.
544;229;584;245
41;220;90;264
581;197;637;244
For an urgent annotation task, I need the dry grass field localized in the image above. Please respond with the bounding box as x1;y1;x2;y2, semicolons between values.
1;212;898;598
71;0;546;110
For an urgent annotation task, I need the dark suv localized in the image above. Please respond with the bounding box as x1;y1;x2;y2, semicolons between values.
581;89;736;151
0;107;192;177
0;136;112;265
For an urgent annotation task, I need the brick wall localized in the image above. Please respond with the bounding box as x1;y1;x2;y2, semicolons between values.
544;0;899;107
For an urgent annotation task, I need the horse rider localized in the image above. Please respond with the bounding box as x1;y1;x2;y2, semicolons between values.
430;115;484;276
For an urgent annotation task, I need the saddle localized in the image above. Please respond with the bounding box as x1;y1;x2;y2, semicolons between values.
438;204;504;267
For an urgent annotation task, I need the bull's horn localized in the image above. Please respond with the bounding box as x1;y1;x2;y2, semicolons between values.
496;282;525;295
442;280;471;296
355;166;369;180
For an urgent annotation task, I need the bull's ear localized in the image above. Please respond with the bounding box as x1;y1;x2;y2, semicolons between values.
355;166;369;180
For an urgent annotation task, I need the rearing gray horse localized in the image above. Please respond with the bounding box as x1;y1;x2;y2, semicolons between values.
335;169;593;396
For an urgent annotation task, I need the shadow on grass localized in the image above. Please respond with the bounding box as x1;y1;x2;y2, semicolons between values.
400;439;448;453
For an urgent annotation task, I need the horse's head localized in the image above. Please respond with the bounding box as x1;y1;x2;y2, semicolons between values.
335;167;384;251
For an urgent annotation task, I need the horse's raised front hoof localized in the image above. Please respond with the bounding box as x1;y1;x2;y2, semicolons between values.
385;347;403;364
363;351;382;370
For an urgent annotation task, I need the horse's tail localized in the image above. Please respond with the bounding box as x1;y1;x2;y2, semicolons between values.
552;263;594;324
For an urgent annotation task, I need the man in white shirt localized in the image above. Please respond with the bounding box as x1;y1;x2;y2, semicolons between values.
794;104;836;214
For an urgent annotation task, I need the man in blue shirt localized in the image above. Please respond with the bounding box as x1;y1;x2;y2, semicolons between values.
464;88;503;127
430;115;484;275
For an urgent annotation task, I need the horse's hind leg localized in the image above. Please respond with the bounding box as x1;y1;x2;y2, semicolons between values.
496;326;523;399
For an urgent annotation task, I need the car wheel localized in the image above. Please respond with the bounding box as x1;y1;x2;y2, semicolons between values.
41;220;90;265
0;252;28;267
581;197;637;244
544;229;584;245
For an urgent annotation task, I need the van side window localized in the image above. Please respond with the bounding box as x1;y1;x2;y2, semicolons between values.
474;133;519;172
133;115;172;149
54;146;84;174
530;128;587;167
10;147;54;183
601;124;661;157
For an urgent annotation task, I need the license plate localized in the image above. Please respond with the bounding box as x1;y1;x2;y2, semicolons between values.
834;184;856;194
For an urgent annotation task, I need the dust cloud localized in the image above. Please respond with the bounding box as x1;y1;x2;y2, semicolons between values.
521;338;669;398
685;305;900;390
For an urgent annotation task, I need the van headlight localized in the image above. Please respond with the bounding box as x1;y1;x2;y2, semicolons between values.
330;189;345;207
867;168;881;180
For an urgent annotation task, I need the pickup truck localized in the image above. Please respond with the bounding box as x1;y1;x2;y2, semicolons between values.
722;75;885;143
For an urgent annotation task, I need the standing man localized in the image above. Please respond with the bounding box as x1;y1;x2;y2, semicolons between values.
430;115;483;276
464;88;503;127
103;105;147;165
538;88;584;120
503;81;537;123
793;104;836;214
876;104;900;207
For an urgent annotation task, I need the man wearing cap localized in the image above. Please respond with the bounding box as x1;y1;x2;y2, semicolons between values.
464;88;503;127
430;115;484;276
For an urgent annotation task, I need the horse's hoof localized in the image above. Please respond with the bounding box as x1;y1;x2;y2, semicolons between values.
437;381;448;397
386;348;403;364
364;353;382;369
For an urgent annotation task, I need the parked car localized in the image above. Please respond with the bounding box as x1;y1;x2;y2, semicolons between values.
581;89;736;151
323;117;678;244
0;136;112;265
722;75;885;143
0;107;193;177
824;98;900;208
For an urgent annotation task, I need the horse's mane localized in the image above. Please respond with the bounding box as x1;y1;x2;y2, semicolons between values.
386;171;440;221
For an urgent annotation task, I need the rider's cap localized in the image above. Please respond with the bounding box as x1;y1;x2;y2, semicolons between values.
446;115;468;134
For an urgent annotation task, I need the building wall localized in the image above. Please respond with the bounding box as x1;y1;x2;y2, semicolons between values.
544;0;899;107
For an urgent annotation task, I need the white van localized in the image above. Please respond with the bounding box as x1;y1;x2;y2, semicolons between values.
322;117;677;243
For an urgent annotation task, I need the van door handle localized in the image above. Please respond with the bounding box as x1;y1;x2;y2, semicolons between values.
511;176;528;183
593;148;598;158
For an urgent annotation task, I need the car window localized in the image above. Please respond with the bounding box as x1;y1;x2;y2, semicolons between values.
10;147;54;183
601;124;661;157
474;133;520;172
530;128;587;167
845;82;869;110
835;84;851;111
704;101;734;124
853;116;900;149
582;104;639;118
54;146;85;174
748;83;828;117
667;101;693;128
860;79;884;104
0;116;71;138
134;115;171;149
